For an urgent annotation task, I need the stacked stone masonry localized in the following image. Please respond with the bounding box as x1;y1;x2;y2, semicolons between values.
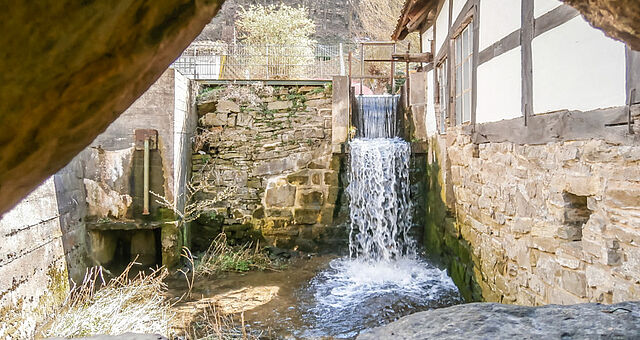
432;125;640;305
192;84;345;251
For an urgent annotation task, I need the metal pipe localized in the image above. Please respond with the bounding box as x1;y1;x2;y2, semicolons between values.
143;138;150;215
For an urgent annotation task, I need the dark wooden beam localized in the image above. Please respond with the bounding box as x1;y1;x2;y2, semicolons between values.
467;107;640;145
478;30;521;66
391;52;433;63
534;4;580;38
521;0;534;123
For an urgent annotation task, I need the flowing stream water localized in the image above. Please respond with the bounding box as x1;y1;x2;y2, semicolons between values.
169;95;462;339
293;95;462;338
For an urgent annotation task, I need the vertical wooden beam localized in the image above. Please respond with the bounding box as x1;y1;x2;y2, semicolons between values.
392;43;397;93
471;0;479;126
626;46;640;103
447;0;454;127
360;44;364;95
521;0;534;125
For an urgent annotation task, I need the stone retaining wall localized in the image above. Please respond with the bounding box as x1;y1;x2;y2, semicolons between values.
192;84;346;251
428;125;640;304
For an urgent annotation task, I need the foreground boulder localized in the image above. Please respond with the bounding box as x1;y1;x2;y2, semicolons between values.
0;1;224;215
357;302;640;339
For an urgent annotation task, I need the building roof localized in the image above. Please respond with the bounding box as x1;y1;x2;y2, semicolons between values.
392;0;437;41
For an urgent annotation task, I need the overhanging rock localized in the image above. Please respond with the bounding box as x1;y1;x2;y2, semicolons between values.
0;0;225;215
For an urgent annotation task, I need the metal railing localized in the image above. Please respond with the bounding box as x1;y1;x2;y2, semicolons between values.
172;42;355;81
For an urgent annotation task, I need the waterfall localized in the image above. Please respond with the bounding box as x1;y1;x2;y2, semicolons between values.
348;94;414;261
300;95;461;338
347;138;413;261
354;95;400;138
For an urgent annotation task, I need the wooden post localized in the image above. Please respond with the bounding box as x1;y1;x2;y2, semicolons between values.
339;43;345;76
405;43;411;109
391;43;397;94
360;44;364;96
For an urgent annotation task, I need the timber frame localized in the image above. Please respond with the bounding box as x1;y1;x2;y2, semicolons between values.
393;0;640;139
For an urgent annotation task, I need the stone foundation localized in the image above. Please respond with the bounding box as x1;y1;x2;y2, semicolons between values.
428;123;640;304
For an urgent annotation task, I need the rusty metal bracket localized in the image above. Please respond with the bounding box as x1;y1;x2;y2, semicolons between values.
135;129;158;150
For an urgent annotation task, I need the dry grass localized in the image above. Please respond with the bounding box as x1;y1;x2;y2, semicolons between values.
187;304;260;340
195;233;277;277
42;262;175;338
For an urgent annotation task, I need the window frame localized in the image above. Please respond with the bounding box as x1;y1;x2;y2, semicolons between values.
452;19;474;125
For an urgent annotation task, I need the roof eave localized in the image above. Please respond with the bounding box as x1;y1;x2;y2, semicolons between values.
392;0;437;41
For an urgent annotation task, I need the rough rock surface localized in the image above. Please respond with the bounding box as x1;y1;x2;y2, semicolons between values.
563;0;640;51
358;302;640;339
190;85;347;251
0;1;224;216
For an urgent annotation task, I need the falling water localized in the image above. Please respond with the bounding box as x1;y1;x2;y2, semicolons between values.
355;95;400;138
347;138;413;261
296;95;462;338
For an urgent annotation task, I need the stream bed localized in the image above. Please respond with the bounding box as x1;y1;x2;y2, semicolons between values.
168;253;462;339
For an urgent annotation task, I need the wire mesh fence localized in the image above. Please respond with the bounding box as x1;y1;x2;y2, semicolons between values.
172;42;357;80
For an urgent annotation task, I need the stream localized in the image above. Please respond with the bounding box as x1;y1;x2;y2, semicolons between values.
168;94;463;339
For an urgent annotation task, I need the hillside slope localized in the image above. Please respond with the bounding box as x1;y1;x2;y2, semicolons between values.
195;0;363;44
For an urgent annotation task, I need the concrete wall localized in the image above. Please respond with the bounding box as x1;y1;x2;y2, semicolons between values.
0;68;195;338
83;68;195;268
0;157;88;339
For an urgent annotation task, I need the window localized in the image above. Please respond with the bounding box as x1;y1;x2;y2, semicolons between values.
436;60;447;133
454;22;473;124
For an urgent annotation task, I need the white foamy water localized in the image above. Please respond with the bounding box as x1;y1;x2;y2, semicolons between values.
347;137;413;261
297;96;462;338
300;257;461;338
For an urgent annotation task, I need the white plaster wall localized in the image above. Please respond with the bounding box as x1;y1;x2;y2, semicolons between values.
534;0;562;18
479;0;521;51
477;47;523;123
435;0;450;55
532;16;626;114
451;0;466;25
422;27;434;54
426;69;438;136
